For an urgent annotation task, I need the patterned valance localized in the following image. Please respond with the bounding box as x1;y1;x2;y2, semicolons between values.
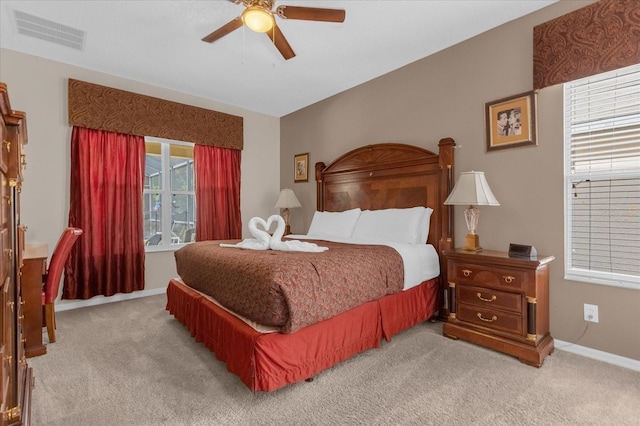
68;79;243;150
533;0;640;90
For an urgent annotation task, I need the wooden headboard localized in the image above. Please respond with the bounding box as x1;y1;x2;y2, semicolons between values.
315;138;455;254
315;138;456;318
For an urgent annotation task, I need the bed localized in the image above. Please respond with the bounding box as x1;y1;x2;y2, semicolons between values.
166;138;456;392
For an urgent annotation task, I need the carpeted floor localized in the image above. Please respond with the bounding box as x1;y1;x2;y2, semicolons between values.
29;295;640;425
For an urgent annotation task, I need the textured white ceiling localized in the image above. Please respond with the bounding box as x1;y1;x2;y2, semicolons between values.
0;0;557;117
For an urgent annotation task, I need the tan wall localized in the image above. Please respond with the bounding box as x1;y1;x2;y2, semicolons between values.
281;1;640;360
0;48;281;306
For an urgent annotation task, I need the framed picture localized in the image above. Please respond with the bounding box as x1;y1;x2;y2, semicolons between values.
294;152;309;182
485;91;537;152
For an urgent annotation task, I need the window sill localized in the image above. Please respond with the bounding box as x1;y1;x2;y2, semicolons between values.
565;270;640;291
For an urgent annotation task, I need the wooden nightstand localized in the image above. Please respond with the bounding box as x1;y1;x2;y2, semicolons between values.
442;248;555;367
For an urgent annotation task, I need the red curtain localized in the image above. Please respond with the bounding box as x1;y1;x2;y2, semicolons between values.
64;127;146;299
194;144;242;241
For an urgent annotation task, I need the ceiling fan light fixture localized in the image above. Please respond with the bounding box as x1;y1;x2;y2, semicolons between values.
242;6;274;33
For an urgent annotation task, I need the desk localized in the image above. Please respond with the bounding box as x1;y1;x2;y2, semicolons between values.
22;243;48;357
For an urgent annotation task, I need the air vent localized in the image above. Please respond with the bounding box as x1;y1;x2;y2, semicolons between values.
13;9;84;51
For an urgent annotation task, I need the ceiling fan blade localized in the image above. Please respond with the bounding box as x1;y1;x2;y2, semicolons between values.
267;24;295;60
277;6;345;23
202;17;243;43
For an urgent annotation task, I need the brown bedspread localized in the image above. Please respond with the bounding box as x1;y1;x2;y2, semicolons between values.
174;240;404;333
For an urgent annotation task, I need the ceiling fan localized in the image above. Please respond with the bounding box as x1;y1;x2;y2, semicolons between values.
201;0;346;60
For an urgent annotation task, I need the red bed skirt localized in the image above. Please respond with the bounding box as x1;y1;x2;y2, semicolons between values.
166;277;439;392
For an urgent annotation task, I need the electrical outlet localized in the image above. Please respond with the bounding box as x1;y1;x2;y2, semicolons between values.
584;303;599;323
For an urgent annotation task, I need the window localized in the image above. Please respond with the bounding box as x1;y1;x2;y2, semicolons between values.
144;137;195;249
564;63;640;290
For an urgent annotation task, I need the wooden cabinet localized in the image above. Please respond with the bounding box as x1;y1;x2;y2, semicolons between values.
1;82;32;425
442;248;554;367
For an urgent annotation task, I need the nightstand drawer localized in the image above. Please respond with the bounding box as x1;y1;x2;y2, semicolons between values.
457;284;522;313
454;263;526;290
457;303;523;335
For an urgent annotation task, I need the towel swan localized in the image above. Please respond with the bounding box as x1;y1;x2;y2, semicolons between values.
221;215;328;252
219;216;272;250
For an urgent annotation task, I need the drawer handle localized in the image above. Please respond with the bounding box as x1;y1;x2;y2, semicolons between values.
477;312;498;322
476;292;496;302
462;269;472;277
503;275;515;284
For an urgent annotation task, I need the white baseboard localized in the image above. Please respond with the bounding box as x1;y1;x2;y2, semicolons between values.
56;291;640;373
55;286;167;312
555;339;640;372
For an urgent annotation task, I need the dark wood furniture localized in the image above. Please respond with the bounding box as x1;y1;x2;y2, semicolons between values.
442;248;554;367
167;138;456;391
22;245;48;358
1;82;32;425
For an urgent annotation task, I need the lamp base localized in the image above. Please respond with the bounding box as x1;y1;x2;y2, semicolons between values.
284;224;291;236
462;233;482;252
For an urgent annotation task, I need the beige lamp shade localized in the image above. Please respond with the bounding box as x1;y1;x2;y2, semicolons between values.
274;189;301;235
444;171;499;252
274;189;302;209
444;171;500;206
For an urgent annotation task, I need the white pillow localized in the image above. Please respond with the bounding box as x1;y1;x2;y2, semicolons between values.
352;207;428;244
307;208;361;239
418;207;434;243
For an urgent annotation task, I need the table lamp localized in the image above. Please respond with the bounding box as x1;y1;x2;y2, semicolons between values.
274;188;302;235
444;171;500;252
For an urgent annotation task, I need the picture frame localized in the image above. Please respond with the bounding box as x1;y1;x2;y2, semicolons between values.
294;152;309;182
485;91;537;152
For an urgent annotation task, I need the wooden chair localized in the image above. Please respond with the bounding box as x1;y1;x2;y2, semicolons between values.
42;227;83;343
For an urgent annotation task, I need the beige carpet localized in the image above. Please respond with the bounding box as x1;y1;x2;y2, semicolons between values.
29;295;640;426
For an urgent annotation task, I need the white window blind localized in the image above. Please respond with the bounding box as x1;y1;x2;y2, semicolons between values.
564;63;640;290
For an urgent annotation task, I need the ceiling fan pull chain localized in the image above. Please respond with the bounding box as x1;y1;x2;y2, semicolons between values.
242;25;246;65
